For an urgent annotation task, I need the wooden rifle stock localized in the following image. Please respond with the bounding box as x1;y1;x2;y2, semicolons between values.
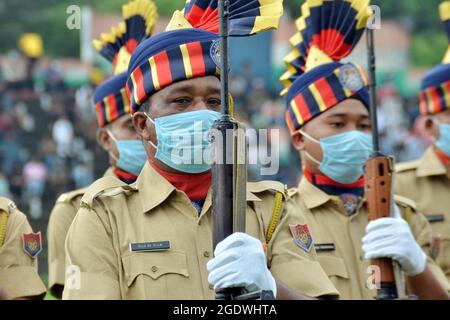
365;156;398;299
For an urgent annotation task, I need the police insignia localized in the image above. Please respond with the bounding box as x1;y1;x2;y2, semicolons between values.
339;193;361;216
210;39;221;69
22;232;42;258
289;224;313;252
339;64;364;92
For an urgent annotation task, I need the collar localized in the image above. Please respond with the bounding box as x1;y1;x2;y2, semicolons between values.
136;162;262;214
416;147;448;177
298;176;333;209
137;162;178;213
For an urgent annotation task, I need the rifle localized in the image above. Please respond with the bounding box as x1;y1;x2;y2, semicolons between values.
210;0;273;301
365;27;407;300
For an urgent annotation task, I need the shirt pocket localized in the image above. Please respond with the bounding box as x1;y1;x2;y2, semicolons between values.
317;255;351;299
121;250;190;299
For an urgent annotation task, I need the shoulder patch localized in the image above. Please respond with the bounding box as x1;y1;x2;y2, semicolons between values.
396;160;420;173
56;187;87;204
0;197;17;215
81;176;134;209
393;194;417;212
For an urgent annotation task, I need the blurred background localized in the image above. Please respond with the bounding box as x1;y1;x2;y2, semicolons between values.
0;0;447;285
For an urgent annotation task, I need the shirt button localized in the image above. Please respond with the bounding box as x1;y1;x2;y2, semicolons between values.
209;284;214;290
203;251;210;258
151;266;158;273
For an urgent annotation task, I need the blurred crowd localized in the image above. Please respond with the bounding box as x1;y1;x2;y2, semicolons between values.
0;55;433;220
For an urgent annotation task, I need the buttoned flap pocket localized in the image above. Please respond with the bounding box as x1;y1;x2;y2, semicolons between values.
317;255;349;279
122;250;189;287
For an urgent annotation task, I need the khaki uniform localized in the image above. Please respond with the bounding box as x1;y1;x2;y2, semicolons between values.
47;167;115;295
395;147;450;282
63;163;338;300
291;177;450;300
0;197;46;299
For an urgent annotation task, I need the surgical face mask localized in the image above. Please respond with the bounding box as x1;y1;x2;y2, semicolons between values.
435;123;450;157
299;130;373;184
107;131;147;176
145;109;221;174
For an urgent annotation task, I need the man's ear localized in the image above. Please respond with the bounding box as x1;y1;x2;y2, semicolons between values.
291;130;306;151
97;129;112;152
133;111;152;141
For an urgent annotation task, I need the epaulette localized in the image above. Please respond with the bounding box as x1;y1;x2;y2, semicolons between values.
0;196;17;215
80;176;135;209
247;181;288;196
393;194;417;212
56;187;88;204
396;160;420;173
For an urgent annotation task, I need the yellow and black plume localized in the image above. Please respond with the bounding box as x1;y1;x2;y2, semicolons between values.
441;1;450;63
166;0;283;36
280;0;372;95
93;0;158;74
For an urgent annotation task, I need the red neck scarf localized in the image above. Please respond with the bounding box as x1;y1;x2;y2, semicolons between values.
435;147;450;167
304;167;365;197
113;167;138;184
150;161;211;201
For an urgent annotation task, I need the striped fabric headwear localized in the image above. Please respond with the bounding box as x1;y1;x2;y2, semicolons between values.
93;0;158;127
280;0;373;133
419;1;450;116
126;0;284;113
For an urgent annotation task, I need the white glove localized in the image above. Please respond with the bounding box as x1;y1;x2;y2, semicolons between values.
362;217;427;277
207;232;277;296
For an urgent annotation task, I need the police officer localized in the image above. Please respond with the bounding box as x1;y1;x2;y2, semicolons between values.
47;0;157;298
0;197;46;299
281;0;450;299
395;1;450;283
63;0;339;300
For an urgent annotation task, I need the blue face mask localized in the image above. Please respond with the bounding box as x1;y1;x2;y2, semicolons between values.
146;110;221;174
107;131;147;176
436;123;450;157
300;130;374;184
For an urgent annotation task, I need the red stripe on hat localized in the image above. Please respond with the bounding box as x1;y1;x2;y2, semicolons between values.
285;111;295;133
295;94;312;122
429;87;442;113
107;94;119;121
186;42;206;77
133;67;146;106
419;91;428;115
154;51;173;89
186;4;206;23
315;77;337;110
96;102;105;127
125;83;132;106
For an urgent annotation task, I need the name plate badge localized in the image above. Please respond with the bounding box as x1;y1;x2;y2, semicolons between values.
129;241;171;252
314;243;336;252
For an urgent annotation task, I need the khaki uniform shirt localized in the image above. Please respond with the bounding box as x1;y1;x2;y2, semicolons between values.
47;167;115;294
0;197;46;299
291;177;450;300
63;163;338;300
395;147;450;282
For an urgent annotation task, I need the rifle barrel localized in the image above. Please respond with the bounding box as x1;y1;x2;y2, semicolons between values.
219;0;230;116
367;28;381;155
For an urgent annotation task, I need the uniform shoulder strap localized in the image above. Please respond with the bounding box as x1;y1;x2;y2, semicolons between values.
56;187;88;204
0;197;17;248
396;160;420;173
81;176;133;209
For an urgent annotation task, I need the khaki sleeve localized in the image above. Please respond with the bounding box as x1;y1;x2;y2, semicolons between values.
265;197;339;298
47;200;78;294
405;208;450;292
0;211;46;299
63;205;121;300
